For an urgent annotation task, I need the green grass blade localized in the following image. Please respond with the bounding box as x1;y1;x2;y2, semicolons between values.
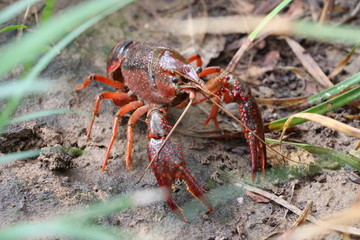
0;96;22;133
267;139;360;171
0;79;51;98
26;2;131;80
308;72;360;104
0;149;41;165
0;146;84;167
294;21;360;44
249;0;292;40
0;222;128;240
300;145;360;171
0;189;163;239
40;0;56;23
73;196;133;220
0;0;134;133
0;0;42;25
267;84;360;131
263;164;324;184
0;25;27;33
182;184;243;221
0;79;51;133
227;0;292;72
9;109;76;124
68;189;163;220
0;0;134;78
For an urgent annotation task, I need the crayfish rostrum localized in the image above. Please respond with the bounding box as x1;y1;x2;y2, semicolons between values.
75;40;266;221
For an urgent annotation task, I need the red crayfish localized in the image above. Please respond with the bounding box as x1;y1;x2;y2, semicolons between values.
75;40;266;222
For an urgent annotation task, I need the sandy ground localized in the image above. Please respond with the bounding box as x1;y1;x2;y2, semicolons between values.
1;1;360;239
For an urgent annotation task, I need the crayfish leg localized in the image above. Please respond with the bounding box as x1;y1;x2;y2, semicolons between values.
86;92;133;142
187;54;202;67
101;100;144;171
125;105;148;170
203;98;220;129
74;73;124;91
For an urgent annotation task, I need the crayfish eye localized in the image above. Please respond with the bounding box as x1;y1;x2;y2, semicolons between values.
172;77;179;83
196;67;202;73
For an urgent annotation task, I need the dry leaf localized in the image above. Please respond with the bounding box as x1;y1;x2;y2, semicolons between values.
285;204;360;239
278;66;313;81
285;37;333;89
245;65;274;79
256;96;307;106
355;140;360;150
261;50;280;67
281;113;360;140
181;35;226;67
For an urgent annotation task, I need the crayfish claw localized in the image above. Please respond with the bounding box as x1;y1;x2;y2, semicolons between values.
179;168;213;213
241;104;266;181
220;73;267;179
147;136;213;221
160;186;188;222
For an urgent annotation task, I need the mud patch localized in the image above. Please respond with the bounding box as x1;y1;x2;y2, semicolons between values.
1;123;65;153
38;146;78;171
0;123;80;171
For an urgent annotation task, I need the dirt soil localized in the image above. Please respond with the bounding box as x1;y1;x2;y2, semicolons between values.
1;1;360;239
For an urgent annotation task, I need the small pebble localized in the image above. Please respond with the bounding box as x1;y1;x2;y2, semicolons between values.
348;172;360;184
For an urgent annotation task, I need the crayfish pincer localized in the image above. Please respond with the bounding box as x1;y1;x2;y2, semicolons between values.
75;40;266;221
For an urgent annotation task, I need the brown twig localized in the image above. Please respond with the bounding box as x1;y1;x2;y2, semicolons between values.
355;140;360;150
319;0;334;23
237;183;360;236
279;201;313;239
